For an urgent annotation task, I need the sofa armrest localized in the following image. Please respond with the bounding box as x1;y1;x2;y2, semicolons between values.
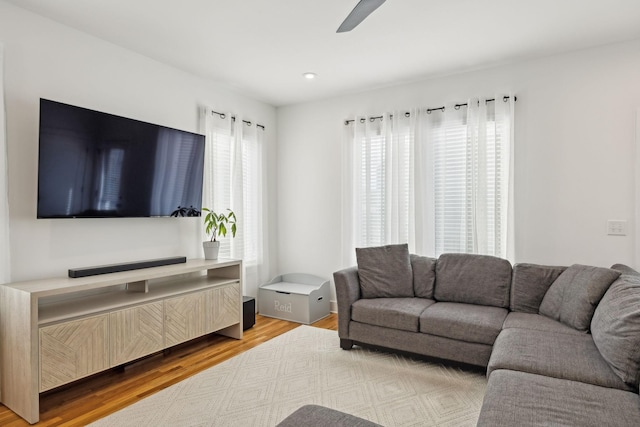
333;266;361;339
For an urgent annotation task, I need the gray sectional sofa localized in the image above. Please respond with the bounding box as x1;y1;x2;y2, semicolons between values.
333;244;640;426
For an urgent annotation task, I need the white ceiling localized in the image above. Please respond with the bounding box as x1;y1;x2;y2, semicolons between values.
6;0;640;107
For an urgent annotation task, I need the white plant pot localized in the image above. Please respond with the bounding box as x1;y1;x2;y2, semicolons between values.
203;240;220;260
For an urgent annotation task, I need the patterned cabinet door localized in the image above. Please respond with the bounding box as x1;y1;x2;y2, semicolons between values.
206;283;241;333
110;301;164;366
39;314;109;392
164;291;207;347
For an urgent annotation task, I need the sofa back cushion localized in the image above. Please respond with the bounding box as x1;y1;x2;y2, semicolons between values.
410;254;436;299
434;253;512;308
591;272;640;390
611;263;640;276
539;264;620;332
356;244;413;299
510;263;566;313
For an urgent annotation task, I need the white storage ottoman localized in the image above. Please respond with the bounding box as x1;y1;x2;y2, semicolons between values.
259;273;330;324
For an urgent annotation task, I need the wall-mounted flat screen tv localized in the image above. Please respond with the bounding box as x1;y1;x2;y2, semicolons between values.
37;99;205;218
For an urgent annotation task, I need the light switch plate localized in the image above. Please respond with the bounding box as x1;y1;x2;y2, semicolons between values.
607;220;627;236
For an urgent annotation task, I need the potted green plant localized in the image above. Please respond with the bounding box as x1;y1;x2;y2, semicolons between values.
202;208;237;260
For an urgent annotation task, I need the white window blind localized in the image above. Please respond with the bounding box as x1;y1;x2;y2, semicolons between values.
431;104;503;256
432;113;469;254
208;124;235;258
358;133;386;247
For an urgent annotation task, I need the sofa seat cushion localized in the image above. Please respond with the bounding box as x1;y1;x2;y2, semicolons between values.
419;302;508;345
349;321;494;367
356;244;414;299
477;369;640;427
591;273;640;389
539;264;620;332
488;328;631;391
502;312;583;336
434;253;512;308
351;298;435;332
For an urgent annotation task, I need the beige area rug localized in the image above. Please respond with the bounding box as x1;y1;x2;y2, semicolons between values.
89;326;487;427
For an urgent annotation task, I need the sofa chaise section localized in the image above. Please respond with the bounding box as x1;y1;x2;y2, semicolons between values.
477;369;640;427
477;262;640;426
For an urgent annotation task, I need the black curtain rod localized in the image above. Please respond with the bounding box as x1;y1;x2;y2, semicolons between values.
345;95;517;125
211;110;265;130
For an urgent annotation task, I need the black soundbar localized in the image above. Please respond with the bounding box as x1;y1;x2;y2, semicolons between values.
68;256;187;278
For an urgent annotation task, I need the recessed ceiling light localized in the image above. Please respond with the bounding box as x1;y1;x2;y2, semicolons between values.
303;72;317;80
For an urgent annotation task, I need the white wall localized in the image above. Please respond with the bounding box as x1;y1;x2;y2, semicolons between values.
0;1;277;286
3;0;639;301
277;39;640;302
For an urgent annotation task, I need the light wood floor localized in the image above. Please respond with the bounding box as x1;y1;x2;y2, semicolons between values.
0;313;338;427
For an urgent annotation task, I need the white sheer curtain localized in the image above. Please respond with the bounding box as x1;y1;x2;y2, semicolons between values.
342;111;416;265
498;97;516;260
343;96;515;265
200;108;269;297
0;44;10;284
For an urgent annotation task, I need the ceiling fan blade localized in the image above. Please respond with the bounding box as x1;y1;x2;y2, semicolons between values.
337;0;386;33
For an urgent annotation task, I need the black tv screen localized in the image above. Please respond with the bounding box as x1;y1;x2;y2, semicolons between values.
37;99;205;218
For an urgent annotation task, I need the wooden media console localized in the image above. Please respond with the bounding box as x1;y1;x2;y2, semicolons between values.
0;258;243;424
